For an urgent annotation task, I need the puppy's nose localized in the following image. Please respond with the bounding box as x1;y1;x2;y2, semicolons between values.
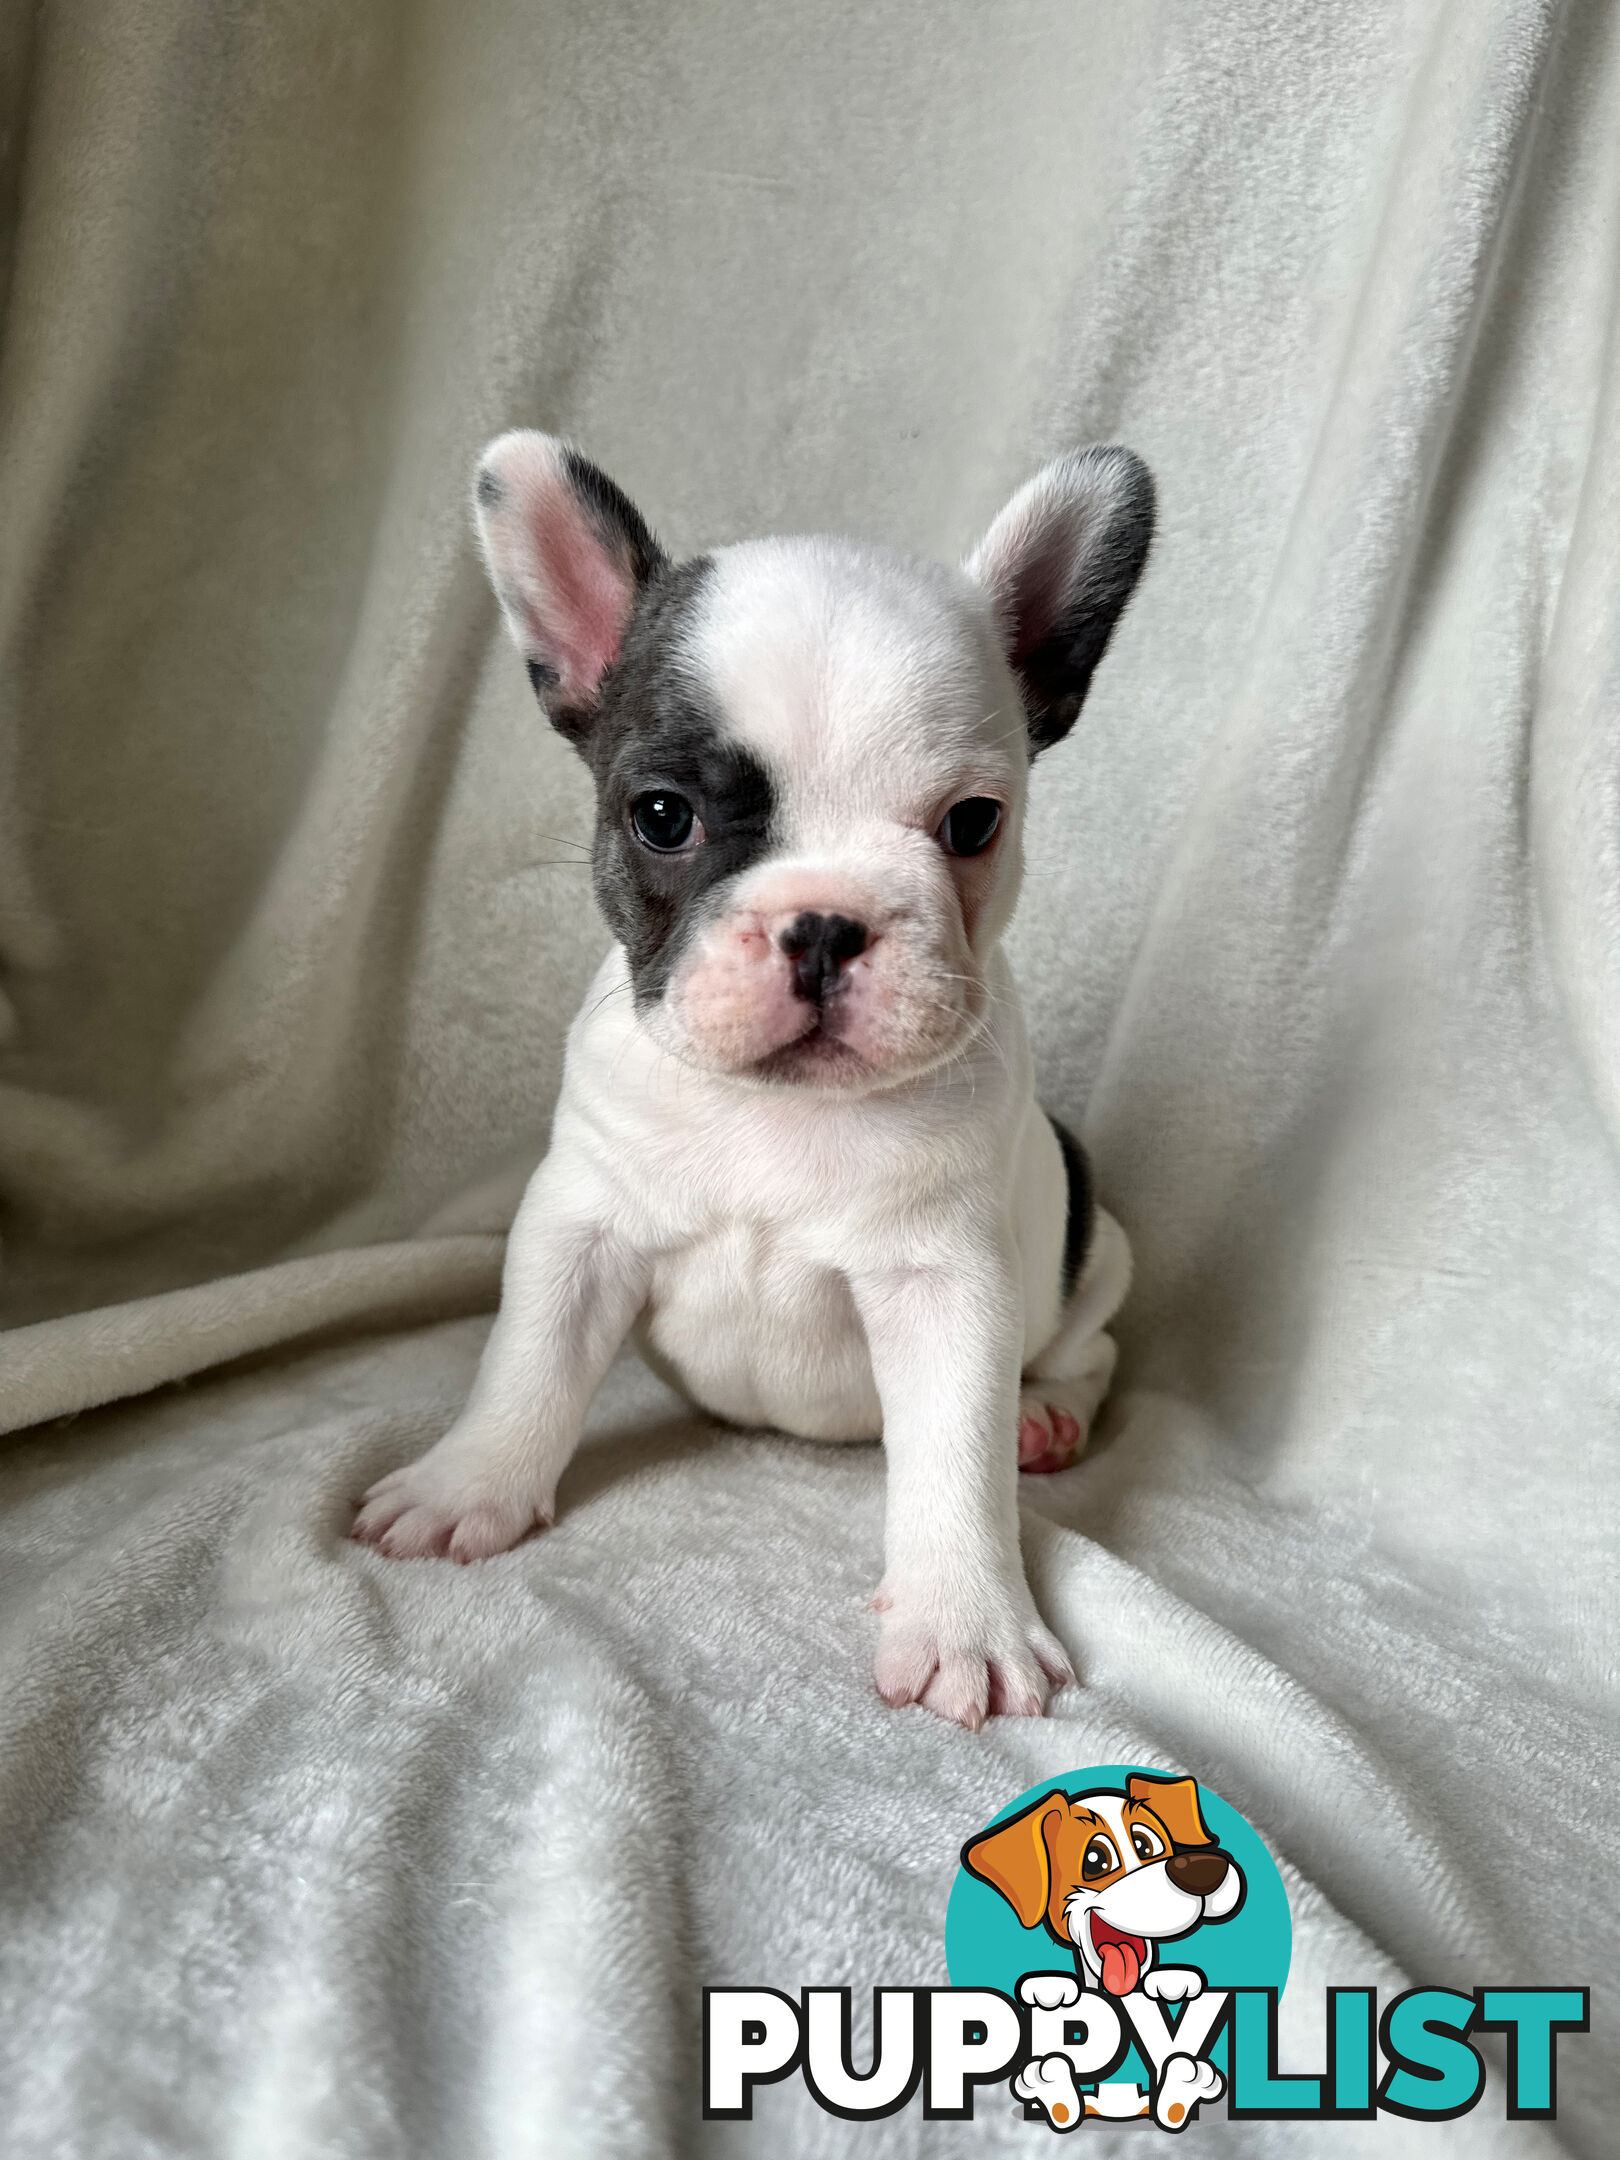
1166;1850;1229;1897
779;911;868;1004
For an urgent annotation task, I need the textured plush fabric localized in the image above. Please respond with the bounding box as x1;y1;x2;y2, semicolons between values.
1;2;1616;2153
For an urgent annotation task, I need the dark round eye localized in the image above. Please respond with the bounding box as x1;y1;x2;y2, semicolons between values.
937;797;1001;857
1082;1836;1118;1881
1132;1828;1162;1862
630;790;698;852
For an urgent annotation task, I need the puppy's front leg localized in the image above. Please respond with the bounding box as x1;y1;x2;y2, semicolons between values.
353;1159;648;1563
851;1249;1075;1729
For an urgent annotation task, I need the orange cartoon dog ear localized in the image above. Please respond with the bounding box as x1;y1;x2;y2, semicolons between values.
1129;1773;1215;1850
962;1792;1066;1927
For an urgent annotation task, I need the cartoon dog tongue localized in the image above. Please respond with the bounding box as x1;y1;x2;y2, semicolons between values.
1092;1926;1157;2004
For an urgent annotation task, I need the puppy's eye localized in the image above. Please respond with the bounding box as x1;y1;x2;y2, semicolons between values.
937;797;1001;857
630;790;700;852
1082;1836;1118;1881
1131;1828;1164;1861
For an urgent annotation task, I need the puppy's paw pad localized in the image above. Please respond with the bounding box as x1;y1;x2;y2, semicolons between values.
1014;2053;1084;2130
986;1658;1047;1720
1154;2053;1223;2131
922;1650;998;1730
1017;1392;1088;1474
353;1501;457;1559
872;1590;1074;1727
1027;1619;1076;1691
351;1464;550;1562
871;1624;940;1711
446;1497;549;1562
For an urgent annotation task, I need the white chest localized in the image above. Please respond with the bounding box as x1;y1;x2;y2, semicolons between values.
636;1217;884;1440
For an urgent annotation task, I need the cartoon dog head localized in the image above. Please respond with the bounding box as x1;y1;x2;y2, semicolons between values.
963;1774;1245;1996
471;431;1153;1092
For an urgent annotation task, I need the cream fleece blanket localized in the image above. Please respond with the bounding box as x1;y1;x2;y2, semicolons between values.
0;2;1615;2153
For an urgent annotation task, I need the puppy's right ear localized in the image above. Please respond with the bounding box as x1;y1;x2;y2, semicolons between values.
472;431;666;743
1127;1773;1215;1851
962;1792;1064;1929
966;446;1154;755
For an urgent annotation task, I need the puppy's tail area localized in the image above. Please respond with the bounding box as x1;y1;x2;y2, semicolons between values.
1067;1207;1132;1341
1045;1113;1132;1340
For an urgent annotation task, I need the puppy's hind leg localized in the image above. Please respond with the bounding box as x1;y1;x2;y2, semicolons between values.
1019;1207;1131;1475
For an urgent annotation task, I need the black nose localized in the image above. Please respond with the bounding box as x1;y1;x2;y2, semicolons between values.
779;911;868;1004
1166;1850;1230;1897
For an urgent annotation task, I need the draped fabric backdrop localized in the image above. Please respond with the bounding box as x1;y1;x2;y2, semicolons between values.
0;2;1615;2154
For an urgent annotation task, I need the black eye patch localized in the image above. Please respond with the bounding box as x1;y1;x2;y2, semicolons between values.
581;558;778;1003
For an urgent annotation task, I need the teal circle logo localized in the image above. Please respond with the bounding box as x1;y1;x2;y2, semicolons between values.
945;1766;1290;2124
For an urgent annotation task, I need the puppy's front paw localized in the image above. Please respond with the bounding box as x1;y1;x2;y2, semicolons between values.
1017;1390;1088;1474
1018;1973;1082;2011
871;1579;1074;1729
351;1440;553;1564
1141;1967;1204;2003
1014;2053;1085;2131
1153;2053;1222;2131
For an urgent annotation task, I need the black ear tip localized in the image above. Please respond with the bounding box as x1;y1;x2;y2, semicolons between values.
1120;448;1156;516
474;466;504;509
1073;447;1156;586
1074;444;1156;528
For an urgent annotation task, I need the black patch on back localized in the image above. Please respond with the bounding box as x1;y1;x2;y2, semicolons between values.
1047;1112;1095;1299
1018;450;1156;754
579;555;778;1004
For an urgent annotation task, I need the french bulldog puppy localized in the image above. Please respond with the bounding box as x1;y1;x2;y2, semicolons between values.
353;432;1153;1728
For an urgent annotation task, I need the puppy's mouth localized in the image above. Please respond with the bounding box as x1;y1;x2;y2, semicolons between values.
749;1012;869;1085
1089;1913;1148;1997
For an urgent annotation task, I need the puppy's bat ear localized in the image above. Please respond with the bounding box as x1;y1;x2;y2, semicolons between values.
966;446;1154;754
473;431;666;743
962;1792;1066;1928
1128;1773;1215;1850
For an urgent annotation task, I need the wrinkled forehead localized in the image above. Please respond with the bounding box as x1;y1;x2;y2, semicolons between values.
685;537;1026;824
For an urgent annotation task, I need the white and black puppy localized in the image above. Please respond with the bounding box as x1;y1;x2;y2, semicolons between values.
353;431;1154;1728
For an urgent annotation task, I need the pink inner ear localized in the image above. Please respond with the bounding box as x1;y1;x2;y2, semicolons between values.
486;457;639;708
513;464;637;703
1008;551;1066;664
1000;503;1088;666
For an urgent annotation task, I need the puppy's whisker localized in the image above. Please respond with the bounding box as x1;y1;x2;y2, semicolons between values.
584;980;636;1025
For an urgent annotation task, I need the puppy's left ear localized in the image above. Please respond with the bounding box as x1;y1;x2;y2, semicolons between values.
1128;1773;1215;1851
473;430;667;745
966;446;1154;754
